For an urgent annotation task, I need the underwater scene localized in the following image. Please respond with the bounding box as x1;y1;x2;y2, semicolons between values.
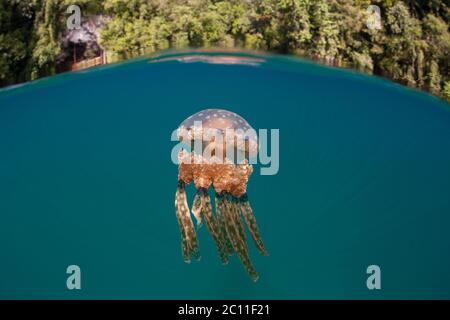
0;50;450;299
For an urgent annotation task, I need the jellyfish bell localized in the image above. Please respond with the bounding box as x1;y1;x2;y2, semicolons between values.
177;109;258;164
174;108;267;281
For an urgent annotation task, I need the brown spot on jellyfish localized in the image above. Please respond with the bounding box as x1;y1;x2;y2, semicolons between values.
174;108;268;281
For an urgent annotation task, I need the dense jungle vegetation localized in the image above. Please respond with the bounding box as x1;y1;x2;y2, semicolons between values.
0;0;449;100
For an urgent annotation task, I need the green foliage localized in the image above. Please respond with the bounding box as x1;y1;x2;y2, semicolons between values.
0;0;32;86
428;60;442;95
309;0;340;63
0;0;449;101
30;0;62;79
443;81;450;102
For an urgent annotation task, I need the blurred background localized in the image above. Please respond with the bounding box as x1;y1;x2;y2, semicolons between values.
0;0;449;101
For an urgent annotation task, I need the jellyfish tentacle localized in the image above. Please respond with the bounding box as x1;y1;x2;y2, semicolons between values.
175;181;200;262
227;196;249;261
175;194;190;262
191;189;203;227
198;188;229;264
231;198;246;243
222;193;258;281
239;194;268;256
215;192;234;256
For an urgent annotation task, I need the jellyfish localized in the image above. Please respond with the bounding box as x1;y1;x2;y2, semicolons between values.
174;108;268;281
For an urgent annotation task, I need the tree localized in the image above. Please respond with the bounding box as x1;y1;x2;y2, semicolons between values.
0;0;449;100
275;0;311;53
443;81;450;102
309;0;339;64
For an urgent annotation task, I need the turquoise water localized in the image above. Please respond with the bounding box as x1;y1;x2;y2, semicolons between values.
1;50;450;299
